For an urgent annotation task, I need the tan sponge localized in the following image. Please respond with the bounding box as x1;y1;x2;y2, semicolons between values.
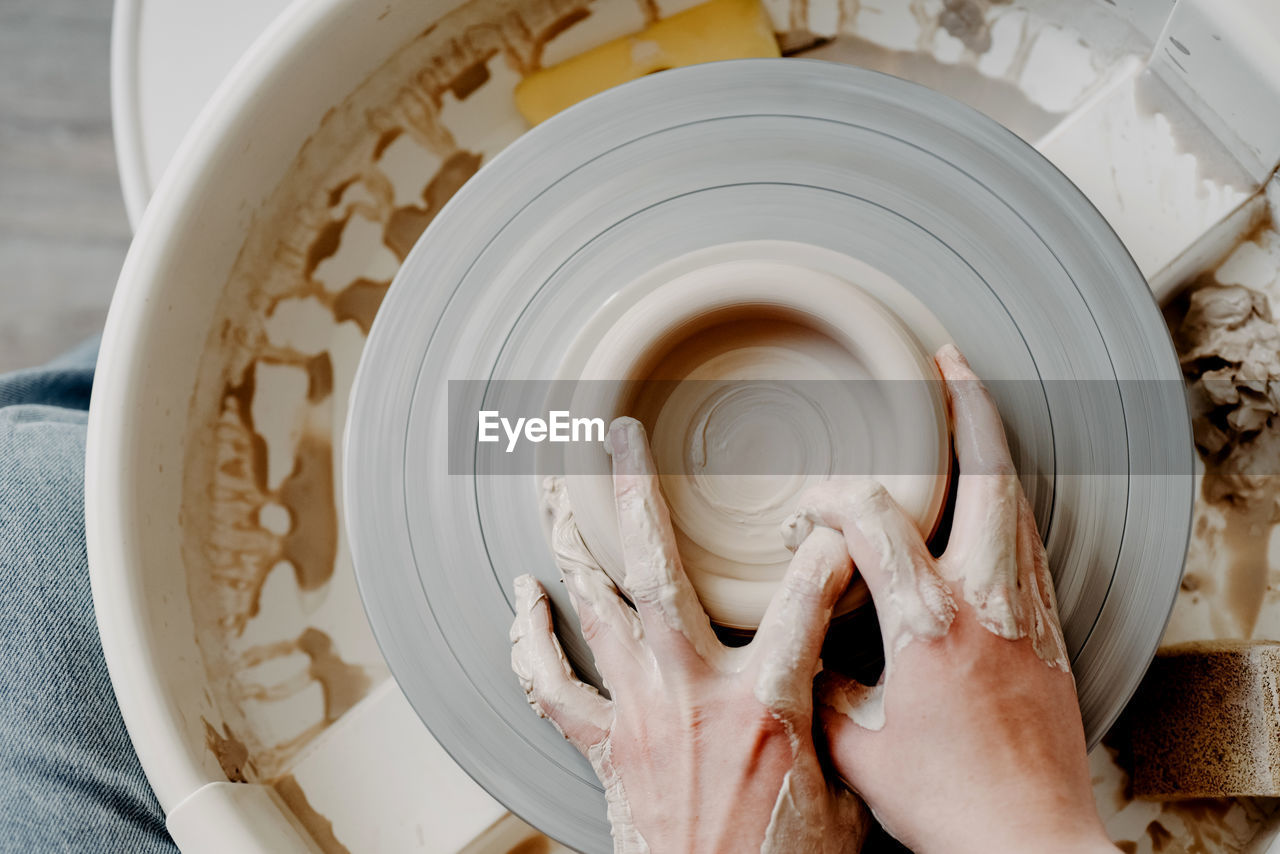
1128;640;1280;799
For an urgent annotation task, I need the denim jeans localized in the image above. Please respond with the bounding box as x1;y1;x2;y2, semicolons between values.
0;340;176;852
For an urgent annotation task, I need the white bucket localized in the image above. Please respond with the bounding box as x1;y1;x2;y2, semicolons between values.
86;0;1278;850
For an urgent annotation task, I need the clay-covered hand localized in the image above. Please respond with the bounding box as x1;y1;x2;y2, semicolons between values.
791;344;1118;854
510;417;869;854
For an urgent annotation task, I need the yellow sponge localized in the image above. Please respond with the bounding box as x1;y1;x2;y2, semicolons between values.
515;0;780;125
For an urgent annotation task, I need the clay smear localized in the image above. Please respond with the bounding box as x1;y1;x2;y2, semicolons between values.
215;359;339;631
774;0;1138;141
1095;210;1280;850
784;488;952;666
1175;265;1280;638
203;719;252;783
274;775;353;854
510;569;650;853
787;476;1069;675
182;0;618;787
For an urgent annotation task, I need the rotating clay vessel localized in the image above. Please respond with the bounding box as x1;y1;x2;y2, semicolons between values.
562;251;952;629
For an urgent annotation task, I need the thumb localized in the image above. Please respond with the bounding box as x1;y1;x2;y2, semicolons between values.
816;669;886;733
816;670;884;791
786;479;956;661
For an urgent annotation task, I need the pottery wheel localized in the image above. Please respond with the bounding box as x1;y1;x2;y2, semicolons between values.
345;60;1192;852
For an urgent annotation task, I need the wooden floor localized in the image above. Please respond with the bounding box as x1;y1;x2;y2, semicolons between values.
0;0;131;373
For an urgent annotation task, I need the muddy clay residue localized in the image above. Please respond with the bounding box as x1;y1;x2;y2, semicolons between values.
236;628;375;732
1094;214;1280;853
506;837;553;854
1174;248;1280;638
800;32;1059;141
1144;820;1174;852
332;279;392;335
297;627;374;722
181;0;619;787
1157;799;1271;852
776;0;1139;144
383;150;484;259
215;361;339;632
1113;820;1178;854
275;774;353;854
203;719;252;783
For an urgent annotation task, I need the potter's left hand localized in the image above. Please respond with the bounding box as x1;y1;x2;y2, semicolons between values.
510;417;868;854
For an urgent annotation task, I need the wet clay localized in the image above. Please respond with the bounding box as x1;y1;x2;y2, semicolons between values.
274;774;354;854
1093;213;1280;851
509;573;647;852
211;363;339;632
776;0;1136;143
235;628;375;728
785;343;1071;731
1175;268;1280;638
182;0;617;784
382;151;484;259
564;258;950;630
507;838;553;854
296;628;374;722
203;719;252;783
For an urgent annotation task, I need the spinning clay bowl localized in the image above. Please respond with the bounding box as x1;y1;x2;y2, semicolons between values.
561;248;953;629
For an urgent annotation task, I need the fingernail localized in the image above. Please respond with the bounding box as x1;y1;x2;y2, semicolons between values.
559;566;586;602
513;573;541;608
780;507;818;551
936;343;979;385
605;417;646;475
936;342;963;366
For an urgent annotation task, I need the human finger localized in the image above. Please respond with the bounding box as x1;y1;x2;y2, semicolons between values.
1015;493;1070;670
815;669;887;794
608;417;722;669
752;526;853;713
934;343;1020;566
544;476;651;686
510;574;612;752
785;479;955;660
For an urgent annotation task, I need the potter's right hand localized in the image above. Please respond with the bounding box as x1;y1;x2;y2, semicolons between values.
792;345;1119;854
